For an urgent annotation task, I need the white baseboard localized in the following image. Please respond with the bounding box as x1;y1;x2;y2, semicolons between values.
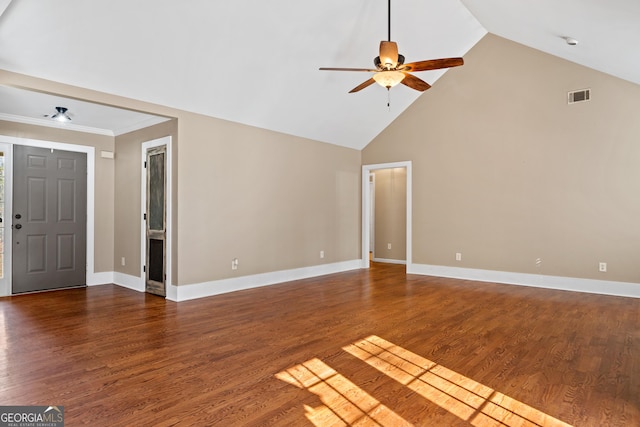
373;257;407;265
167;259;361;302
113;272;145;292
88;262;640;301
407;263;640;299
87;271;114;286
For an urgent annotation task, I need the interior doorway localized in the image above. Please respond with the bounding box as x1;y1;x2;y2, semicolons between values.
369;167;407;265
361;161;412;269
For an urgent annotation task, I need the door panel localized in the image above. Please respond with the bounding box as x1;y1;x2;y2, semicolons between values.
12;145;87;293
58;179;77;221
27;234;46;272
57;234;75;270
28;177;46;221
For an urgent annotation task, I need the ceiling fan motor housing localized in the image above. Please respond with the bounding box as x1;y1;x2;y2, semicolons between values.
374;54;405;70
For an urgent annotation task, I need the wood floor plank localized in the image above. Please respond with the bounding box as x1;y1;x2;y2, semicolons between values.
0;263;638;426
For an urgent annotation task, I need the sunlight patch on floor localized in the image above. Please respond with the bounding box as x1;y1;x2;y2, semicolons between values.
276;357;412;426
277;335;573;426
344;335;572;427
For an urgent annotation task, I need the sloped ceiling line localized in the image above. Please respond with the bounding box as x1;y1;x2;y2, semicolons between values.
0;0;638;148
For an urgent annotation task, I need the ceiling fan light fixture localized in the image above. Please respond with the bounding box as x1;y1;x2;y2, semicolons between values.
51;106;71;122
373;70;405;89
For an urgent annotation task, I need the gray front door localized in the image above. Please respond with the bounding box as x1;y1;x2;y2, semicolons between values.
12;145;87;293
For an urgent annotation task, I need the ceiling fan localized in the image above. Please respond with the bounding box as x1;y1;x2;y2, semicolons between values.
320;0;463;93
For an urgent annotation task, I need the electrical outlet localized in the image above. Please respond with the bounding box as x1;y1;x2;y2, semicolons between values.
387;243;392;250
121;257;126;266
599;262;607;272
455;252;462;261
232;258;239;270
320;250;324;259
535;258;542;267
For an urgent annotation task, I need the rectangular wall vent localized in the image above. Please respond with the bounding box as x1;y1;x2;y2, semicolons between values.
568;88;591;104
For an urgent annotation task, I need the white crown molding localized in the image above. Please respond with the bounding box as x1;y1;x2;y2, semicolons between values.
0;112;114;136
0;113;171;137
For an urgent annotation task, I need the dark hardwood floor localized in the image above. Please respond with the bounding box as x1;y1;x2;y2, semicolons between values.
1;263;638;426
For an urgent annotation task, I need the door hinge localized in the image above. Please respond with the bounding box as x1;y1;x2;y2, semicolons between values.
143;265;146;273
143;213;147;220
144;161;147;168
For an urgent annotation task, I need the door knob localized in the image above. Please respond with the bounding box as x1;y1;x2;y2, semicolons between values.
15;214;21;219
15;224;22;229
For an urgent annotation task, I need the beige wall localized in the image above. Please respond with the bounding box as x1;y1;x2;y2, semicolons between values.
363;34;640;284
0;120;116;273
373;168;406;261
177;113;361;285
1;69;362;288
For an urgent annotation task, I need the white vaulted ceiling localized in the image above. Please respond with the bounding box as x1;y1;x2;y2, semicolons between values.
0;0;638;149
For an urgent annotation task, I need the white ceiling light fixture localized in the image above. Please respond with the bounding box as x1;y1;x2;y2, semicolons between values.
373;70;405;88
51;106;71;122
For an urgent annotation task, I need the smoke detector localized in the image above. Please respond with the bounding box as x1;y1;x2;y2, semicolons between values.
564;37;579;46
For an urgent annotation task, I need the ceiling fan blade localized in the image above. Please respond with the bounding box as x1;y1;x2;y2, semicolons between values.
349;78;376;93
402;57;464;72
400;73;431;92
379;41;399;68
320;67;377;72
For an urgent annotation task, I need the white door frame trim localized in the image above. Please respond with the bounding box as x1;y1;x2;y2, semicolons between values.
0;135;96;295
141;136;172;298
361;161;412;269
0;142;13;296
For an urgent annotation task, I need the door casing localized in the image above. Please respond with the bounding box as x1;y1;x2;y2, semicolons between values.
361;161;412;270
369;173;375;259
0;136;96;297
0;143;13;296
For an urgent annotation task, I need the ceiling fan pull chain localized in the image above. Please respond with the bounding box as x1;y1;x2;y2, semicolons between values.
387;88;391;109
